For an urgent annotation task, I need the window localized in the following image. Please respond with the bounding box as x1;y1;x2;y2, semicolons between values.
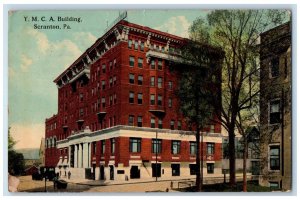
110;138;115;154
168;98;172;108
171;164;180;176
79;108;84;117
150;77;155;87
129;74;135;84
178;121;182;130
172;140;180;154
140;42;144;51
270;99;280;124
210;124;215;133
101;80;106;90
207;143;215;155
190;141;196;156
270;57;279;77
158;119;163;129
130;138;141;153
134;41;138;50
157;95;162;106
168;81;173;90
151;117;155;128
128;40;132;48
270;145;280;170
109;61;112;71
137;116;143;127
113;76;117;85
138;75;143;85
109;77;113;87
152;139;162;154
128;115;134;126
150;94;155;105
157;77;163;88
138;93;143;105
189;164;197;175
284;56;288;79
138;58;143;68
113;93;117;104
207;163;214;174
109;95;113;106
102;64;106;73
129;56;135;67
170;120;175;130
269;182;280;190
158;60;162;70
129;92;134;103
101;140;105;154
101;97;106;108
151;60;155;69
79;93;83;102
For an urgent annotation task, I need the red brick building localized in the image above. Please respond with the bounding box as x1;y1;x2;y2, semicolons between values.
45;19;223;181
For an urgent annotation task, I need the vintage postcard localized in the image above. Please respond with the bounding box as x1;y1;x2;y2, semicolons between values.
7;8;293;193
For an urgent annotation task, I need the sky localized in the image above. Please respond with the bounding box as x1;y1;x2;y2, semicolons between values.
8;10;209;149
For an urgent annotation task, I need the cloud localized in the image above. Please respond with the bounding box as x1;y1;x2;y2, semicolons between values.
72;32;97;50
10;123;45;149
155;16;191;38
26;28;50;54
20;54;32;72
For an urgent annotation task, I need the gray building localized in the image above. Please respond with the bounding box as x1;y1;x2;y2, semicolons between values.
259;21;292;191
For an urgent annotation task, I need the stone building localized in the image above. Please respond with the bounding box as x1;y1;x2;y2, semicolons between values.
259;21;292;191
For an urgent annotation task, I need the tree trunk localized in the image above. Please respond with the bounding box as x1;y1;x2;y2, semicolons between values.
228;124;236;186
195;126;201;191
243;138;248;192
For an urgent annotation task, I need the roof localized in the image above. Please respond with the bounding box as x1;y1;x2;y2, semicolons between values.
53;19;185;83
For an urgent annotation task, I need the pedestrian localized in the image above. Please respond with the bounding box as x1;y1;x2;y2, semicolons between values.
67;171;70;179
53;174;58;189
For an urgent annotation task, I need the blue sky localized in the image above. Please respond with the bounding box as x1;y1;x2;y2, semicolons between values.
8;10;208;149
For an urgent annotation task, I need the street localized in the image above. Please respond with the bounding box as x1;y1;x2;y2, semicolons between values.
17;175;176;193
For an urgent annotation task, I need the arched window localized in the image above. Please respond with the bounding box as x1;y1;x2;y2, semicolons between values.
50;137;53;148
53;137;57;147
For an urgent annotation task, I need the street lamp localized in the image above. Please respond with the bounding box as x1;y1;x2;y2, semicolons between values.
44;168;47;192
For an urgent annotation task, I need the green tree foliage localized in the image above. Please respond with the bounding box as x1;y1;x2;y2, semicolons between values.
189;10;289;186
8;127;25;175
8;127;16;151
174;40;223;191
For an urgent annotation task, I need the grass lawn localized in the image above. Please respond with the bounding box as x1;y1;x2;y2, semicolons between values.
176;181;274;192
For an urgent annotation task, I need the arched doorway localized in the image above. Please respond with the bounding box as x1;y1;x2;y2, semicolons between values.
100;165;105;180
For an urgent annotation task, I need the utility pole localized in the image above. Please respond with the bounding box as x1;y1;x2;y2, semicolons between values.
155;128;158;182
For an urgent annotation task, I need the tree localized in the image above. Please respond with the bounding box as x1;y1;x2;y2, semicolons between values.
8;127;25;175
174;40;223;191
8;127;16;151
188;10;288;186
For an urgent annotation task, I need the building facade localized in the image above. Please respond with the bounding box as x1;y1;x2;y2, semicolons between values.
45;19;224;181
259;22;292;190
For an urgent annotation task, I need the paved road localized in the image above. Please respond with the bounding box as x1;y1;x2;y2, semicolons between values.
16;176;175;193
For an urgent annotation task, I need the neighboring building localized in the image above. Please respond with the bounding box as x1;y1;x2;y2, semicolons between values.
45;17;224;181
222;127;260;177
24;165;39;176
259;21;291;191
39;138;45;166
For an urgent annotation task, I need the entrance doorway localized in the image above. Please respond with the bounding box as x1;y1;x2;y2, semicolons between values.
100;165;105;180
109;165;114;180
151;163;161;177
130;166;140;179
171;164;180;176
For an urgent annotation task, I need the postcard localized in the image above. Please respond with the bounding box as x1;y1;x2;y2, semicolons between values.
7;8;292;193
